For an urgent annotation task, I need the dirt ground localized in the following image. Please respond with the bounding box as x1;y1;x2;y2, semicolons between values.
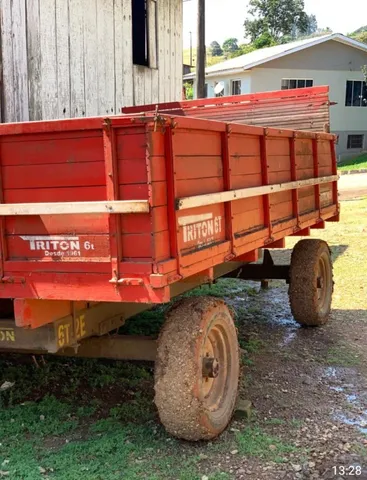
0;196;366;480
338;173;367;201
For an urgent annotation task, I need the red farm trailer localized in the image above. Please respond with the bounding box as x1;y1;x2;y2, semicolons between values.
0;87;339;441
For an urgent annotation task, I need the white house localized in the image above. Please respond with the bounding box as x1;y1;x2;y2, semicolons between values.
0;0;183;123
184;34;367;158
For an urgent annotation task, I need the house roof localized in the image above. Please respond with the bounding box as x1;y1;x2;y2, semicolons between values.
184;33;367;80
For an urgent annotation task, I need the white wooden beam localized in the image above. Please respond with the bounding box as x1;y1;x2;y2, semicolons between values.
176;175;339;211
0;201;150;216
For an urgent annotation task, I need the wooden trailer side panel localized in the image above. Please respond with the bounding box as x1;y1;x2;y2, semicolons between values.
170;118;338;278
0;122;170;273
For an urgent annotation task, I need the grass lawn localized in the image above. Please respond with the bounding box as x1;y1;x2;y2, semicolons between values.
338;153;367;171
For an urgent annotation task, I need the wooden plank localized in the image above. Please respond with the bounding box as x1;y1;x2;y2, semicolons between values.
83;0;99;116
3;162;105;189
1;0;16;122
56;0;71;118
4;186;107;203
163;1;170;102
0;200;150;216
11;0;29;121
177;175;339;211
229;134;261;156
120;231;169;260
150;0;159;103
121;0;134;107
0;133;103;166
40;0;58;119
121;206;168;234
116;132;146;159
232;210;264;234
5;214;110;235
231;173;263;189
144;69;152;105
176;178;224;198
133;66;145;105
268;170;292;184
232;196;263;215
69;0;85;117
119;182;166;206
26;0;42;120
97;0;115;115
172;130;222;156
230;156;262;175
175;156;223;179
175;0;183;100
148;0;157;69
169;0;175;101
114;0;124;113
157;0;165;102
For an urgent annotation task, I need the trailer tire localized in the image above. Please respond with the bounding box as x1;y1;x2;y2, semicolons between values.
154;297;239;441
289;239;333;326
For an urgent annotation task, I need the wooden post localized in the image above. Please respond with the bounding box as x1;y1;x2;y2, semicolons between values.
196;0;205;98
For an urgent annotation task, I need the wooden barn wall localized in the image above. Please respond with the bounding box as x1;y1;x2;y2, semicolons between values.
0;0;183;122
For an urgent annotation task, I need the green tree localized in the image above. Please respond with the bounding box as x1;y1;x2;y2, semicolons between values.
222;38;239;54
209;41;223;56
362;66;367;83
253;32;277;48
352;25;367;35
354;31;367;44
183;82;194;100
305;14;318;36
229;43;256;58
244;0;310;41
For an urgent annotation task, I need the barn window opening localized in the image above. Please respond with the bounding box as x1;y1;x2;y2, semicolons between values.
347;134;364;149
132;0;149;66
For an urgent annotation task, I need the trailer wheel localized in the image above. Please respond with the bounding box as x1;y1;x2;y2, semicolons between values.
154;297;239;441
289;239;333;326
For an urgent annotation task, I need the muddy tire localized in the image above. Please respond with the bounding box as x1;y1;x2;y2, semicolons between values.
289;239;333;326
154;297;239;441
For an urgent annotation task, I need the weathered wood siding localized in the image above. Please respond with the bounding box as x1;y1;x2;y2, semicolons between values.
0;0;183;122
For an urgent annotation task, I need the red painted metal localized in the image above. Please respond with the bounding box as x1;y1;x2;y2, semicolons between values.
289;135;300;228
103;120;123;283
122;86;331;133
222;126;234;258
260;131;272;241
0;88;339;328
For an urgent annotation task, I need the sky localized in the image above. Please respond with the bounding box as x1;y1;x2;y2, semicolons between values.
183;0;367;48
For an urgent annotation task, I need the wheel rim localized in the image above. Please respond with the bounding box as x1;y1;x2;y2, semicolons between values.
317;252;332;314
200;314;232;412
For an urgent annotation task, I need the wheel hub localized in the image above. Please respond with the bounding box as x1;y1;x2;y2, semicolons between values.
202;357;220;378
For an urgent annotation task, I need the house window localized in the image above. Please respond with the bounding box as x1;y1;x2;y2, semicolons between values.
204;84;208;98
231;80;241;95
345;80;367;107
132;0;157;68
347;134;364;149
281;79;313;90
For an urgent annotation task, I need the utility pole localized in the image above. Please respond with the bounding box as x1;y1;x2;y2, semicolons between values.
196;0;205;98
